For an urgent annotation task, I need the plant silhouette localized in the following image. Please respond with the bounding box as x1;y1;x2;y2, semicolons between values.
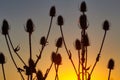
0;52;6;80
0;1;115;80
107;59;115;80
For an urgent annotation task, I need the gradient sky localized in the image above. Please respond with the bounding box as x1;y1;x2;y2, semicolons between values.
0;0;120;80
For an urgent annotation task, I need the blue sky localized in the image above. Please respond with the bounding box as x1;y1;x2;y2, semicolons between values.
0;0;120;80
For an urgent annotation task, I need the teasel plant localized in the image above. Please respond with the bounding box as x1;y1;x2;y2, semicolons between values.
1;19;25;80
43;37;63;80
57;15;78;76
25;19;35;80
34;5;56;67
107;59;115;80
78;1;90;80
0;52;6;80
89;20;110;79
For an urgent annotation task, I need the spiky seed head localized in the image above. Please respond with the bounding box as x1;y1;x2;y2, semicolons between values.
28;58;36;73
57;15;64;26
50;6;56;17
37;70;44;80
79;14;88;30
56;37;63;48
51;52;56;63
80;1;87;12
40;36;46;46
25;19;34;34
103;20;110;31
81;33;90;46
75;39;81;50
108;59;115;70
56;53;62;65
2;19;9;35
0;52;5;64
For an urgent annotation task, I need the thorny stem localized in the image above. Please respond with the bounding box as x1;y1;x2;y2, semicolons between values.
4;35;25;80
46;17;53;41
78;50;81;80
44;47;59;79
90;31;107;77
85;47;88;80
81;29;85;80
35;17;54;67
54;48;59;80
81;53;84;80
108;69;111;80
35;46;44;66
28;33;32;80
7;34;27;66
55;65;59;80
29;34;32;60
2;64;6;80
59;26;77;75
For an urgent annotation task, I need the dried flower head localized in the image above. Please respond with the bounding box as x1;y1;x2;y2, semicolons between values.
81;33;90;46
80;1;87;12
2;19;9;35
103;20;110;31
75;39;81;50
37;70;44;80
40;36;46;46
50;6;56;17
51;52;56;63
79;14;88;30
28;58;36;73
56;37;63;48
0;52;5;64
108;59;114;70
57;15;64;26
56;53;62;65
25;19;34;34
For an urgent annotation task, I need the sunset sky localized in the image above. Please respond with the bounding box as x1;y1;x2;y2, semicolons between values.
0;0;120;80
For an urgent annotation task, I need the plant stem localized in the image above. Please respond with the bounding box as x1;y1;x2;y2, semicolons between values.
5;35;25;80
55;65;59;80
85;47;88;80
108;69;111;80
28;33;33;80
90;31;107;76
44;47;59;79
7;34;26;66
60;26;77;75
2;64;6;80
78;50;81;80
35;17;53;66
29;34;32;60
46;17;53;41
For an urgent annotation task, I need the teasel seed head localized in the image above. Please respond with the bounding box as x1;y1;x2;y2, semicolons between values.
103;20;110;31
28;58;36;73
25;19;34;34
81;33;90;46
40;36;46;46
80;1;87;13
108;58;114;70
37;70;44;80
2;19;9;35
51;52;56;63
49;6;56;17
79;14;88;30
0;52;5;64
56;53;62;65
57;15;64;26
75;39;81;50
56;37;63;48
